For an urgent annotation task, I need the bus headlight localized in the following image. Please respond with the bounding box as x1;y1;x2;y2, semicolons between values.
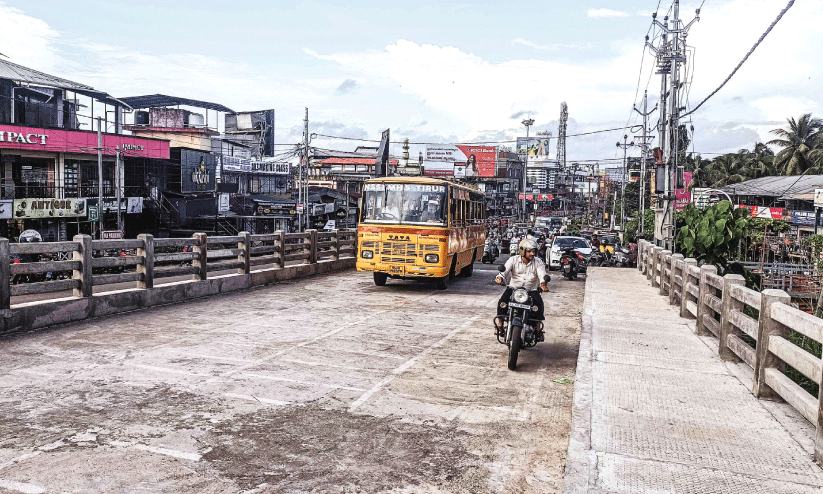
361;250;374;259
425;254;439;263
513;288;529;303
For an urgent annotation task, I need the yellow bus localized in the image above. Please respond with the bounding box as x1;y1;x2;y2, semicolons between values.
356;177;486;289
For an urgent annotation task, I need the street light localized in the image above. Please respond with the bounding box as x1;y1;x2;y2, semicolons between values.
616;135;635;231
521;118;534;222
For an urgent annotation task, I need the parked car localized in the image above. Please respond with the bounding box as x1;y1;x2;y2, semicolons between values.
548;236;592;271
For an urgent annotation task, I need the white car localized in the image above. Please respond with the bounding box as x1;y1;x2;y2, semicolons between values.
548;236;592;270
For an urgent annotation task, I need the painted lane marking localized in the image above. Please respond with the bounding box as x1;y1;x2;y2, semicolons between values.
109;441;201;461
224;393;290;406
188;354;258;364
281;358;384;373
241;373;368;392
211;310;388;381
0;452;42;471
133;444;201;462
349;314;482;412
129;363;212;378
0;479;45;494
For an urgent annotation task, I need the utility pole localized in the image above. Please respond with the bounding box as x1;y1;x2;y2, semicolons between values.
521;118;534;222
115;146;122;233
634;90;656;237
301;108;309;232
97;117;103;239
616;135;635;231
647;1;699;249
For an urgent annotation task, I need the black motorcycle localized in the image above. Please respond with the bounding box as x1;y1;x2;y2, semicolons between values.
496;266;550;370
482;237;500;264
560;247;588;280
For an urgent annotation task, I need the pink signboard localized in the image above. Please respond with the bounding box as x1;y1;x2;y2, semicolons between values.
674;171;693;210
737;205;784;220
0;125;170;159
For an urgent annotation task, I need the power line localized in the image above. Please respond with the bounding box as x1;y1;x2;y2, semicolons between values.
681;0;795;119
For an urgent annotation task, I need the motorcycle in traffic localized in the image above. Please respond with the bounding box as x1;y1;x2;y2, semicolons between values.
560;246;588;280
495;265;550;370
482;236;500;264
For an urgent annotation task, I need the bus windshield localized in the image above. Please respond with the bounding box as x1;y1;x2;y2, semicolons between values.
361;183;447;225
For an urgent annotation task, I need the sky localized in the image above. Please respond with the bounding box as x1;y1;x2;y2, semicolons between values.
0;0;821;166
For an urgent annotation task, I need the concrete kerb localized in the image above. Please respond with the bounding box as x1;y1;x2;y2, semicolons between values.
562;270;596;494
0;257;356;336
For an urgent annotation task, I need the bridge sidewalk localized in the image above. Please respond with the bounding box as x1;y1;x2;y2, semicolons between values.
563;268;823;493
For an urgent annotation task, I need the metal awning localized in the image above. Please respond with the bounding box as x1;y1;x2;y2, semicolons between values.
0;58;131;109
118;94;234;113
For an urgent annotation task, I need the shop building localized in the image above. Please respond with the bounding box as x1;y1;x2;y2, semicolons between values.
0;59;170;241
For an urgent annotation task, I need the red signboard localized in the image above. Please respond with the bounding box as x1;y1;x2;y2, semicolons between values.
674;172;693;210
0;124;170;159
737;205;784;220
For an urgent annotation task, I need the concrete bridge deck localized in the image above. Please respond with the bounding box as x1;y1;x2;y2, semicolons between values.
0;260;584;493
564;268;823;493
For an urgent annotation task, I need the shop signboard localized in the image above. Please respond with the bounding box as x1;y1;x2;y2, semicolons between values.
674;172;693;210
251;161;290;174
219;193;231;213
181;150;216;193
87;206;99;222
13;198;86;219
222;155;251;172
815;189;823;208
737;205;784;220
101;230;123;240
424;145;496;177
792;210;816;227
0;124;169;159
0;200;12;219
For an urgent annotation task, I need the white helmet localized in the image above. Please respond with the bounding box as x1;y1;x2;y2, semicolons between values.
518;238;538;257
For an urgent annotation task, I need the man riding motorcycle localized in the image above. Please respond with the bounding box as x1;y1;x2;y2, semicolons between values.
494;238;548;342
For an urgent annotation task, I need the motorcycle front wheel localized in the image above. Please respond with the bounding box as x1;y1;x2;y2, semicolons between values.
508;325;522;370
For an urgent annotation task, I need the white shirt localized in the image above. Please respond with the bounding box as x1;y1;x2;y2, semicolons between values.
499;255;547;291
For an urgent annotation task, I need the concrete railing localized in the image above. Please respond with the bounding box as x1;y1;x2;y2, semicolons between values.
0;230;357;335
636;239;823;465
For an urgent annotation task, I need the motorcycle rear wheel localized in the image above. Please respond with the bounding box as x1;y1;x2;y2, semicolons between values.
508;325;522;370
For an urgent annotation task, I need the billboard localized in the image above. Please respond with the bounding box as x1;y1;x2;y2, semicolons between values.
674;172;693;210
424;145;496;177
516;136;552;163
181;149;217;193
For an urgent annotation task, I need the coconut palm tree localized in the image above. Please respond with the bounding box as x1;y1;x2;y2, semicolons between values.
744;143;778;178
708;154;749;188
767;113;822;175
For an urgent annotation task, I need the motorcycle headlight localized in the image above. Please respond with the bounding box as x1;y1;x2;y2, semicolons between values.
513;288;529;304
361;250;373;259
424;254;439;263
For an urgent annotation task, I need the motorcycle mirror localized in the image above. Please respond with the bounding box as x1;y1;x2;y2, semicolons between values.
498;265;506;272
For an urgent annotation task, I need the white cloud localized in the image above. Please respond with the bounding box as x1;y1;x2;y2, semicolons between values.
587;8;628;18
0;3;59;71
512;38;579;51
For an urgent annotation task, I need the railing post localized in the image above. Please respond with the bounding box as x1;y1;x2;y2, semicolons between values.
637;240;645;273
307;229;317;264
669;254;684;305
752;289;791;399
137;234;154;289
275;230;285;268
718;274;745;360
651;247;663;287
192;232;208;280
238;231;251;274
659;250;672;296
696;265;717;335
331;231;340;261
72;234;93;298
680;258;697;318
0;238;9;309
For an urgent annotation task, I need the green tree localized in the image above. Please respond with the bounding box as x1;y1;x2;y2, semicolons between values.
767;113;822;175
675;201;750;272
